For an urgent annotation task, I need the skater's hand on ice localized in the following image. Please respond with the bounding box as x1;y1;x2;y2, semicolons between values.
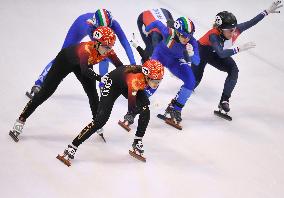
142;25;149;37
124;112;135;125
186;43;194;56
130;33;139;48
266;0;283;14
237;42;256;52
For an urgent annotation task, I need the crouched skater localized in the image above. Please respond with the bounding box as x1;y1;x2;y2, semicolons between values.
57;60;165;165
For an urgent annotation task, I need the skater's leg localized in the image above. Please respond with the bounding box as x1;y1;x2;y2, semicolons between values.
34;60;54;87
150;31;163;53
72;85;120;147
191;45;210;89
73;68;99;120
99;59;110;76
20;53;71;120
169;61;196;110
137;13;153;60
32;16;87;91
208;56;239;112
134;91;150;139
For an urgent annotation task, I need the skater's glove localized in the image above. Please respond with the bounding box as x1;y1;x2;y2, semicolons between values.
101;73;110;84
237;42;256;52
266;0;283;14
130;33;139;48
124;112;135;125
186;43;194;56
142;25;149;37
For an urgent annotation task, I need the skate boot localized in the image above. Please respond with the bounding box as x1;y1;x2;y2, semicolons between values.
9;119;25;142
214;100;232;121
166;106;182;130
26;85;41;99
219;101;230;113
129;139;146;162
118;112;135;132
157;100;175;121
97;128;106;143
56;144;77;167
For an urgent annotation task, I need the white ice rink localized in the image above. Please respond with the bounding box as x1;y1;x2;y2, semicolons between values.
1;0;284;197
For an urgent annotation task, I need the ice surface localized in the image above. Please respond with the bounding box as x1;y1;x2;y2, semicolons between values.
0;0;284;198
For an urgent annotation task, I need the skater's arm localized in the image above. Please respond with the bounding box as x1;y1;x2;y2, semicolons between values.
237;12;266;33
107;50;124;68
112;20;136;65
78;45;102;81
189;37;200;65
136;46;150;62
209;34;237;58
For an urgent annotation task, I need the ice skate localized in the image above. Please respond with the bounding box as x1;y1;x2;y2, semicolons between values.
158;103;182;130
56;144;77;167
129;139;146;162
118;112;135;132
157;100;174;121
25;85;41;99
214;101;232;121
9;119;25;142
97;128;106;143
118;120;131;132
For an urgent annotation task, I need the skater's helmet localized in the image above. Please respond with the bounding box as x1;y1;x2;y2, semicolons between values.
142;60;164;80
215;11;237;29
174;16;195;39
93;26;116;46
93;9;113;27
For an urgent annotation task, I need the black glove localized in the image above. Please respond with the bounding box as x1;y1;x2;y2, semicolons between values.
124;112;135;125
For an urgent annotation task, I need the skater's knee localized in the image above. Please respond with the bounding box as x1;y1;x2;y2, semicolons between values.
184;78;196;90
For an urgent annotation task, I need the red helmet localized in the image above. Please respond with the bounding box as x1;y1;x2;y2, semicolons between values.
93;26;116;46
142;60;164;80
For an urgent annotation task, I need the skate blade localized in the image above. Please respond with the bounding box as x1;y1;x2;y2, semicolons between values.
129;150;146;162
99;134;106;143
56;154;71;167
9;131;19;142
25;91;33;100
157;114;167;121
118;120;131;132
214;110;232;121
165;119;182;130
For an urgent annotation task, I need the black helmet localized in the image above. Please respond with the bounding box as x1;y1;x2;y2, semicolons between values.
215;11;237;29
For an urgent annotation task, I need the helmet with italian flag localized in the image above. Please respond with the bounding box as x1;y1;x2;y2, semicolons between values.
93;9;113;27
174;16;195;39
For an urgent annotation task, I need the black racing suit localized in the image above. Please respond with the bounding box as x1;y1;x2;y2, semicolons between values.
72;66;150;147
19;41;123;121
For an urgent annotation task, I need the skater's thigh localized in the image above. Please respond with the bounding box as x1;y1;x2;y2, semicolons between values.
169;61;195;88
73;68;98;94
208;55;238;74
95;89;120;126
41;53;70;90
